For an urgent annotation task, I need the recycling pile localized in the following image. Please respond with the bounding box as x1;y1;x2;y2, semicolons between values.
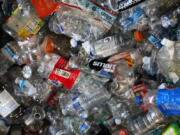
0;0;180;135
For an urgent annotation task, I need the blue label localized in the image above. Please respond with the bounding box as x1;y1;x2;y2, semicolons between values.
3;45;15;58
157;88;180;115
18;80;26;93
148;36;162;48
99;70;112;78
121;8;143;29
79;122;89;132
161;15;172;28
58;25;64;32
77;0;117;29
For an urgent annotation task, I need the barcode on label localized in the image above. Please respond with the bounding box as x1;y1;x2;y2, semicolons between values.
55;69;70;78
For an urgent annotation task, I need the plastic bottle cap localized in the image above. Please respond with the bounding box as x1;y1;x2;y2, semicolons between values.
118;130;129;135
142;56;151;64
115;119;121;125
70;39;78;48
135;96;142;105
134;31;143;42
161;38;175;48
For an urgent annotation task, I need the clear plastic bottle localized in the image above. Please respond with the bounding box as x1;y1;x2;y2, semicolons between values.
161;7;180;29
107;96;131;125
59;86;111;119
49;3;106;41
128;107;164;135
14;77;37;97
62;117;100;135
82;33;135;58
68;56;115;78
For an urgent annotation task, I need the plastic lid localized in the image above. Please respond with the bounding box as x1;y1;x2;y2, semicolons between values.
134;31;143;42
118;130;129;135
70;39;78;48
115;119;121;125
161;38;175;47
135;96;142;104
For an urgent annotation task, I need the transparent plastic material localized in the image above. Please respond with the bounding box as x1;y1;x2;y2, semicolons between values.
3;1;44;40
157;40;180;83
59;84;111;118
128;107;164;135
49;3;106;41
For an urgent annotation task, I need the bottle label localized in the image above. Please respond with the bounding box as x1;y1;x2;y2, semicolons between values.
61;0;117;30
94;36;120;58
120;7;143;30
1;45;16;63
132;83;147;111
118;0;144;11
79;122;89;133
161;15;173;28
157;88;180;115
88;58;116;73
18;80;26;94
6;7;44;40
148;36;162;48
72;96;87;119
49;57;80;90
0;90;19;118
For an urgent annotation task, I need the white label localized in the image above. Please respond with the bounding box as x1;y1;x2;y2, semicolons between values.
55;69;71;79
0;90;19;118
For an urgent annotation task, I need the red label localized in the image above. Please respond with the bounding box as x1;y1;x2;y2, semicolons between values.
132;83;148;112
48;57;80;90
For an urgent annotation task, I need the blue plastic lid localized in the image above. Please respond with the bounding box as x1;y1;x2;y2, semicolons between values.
135;96;143;104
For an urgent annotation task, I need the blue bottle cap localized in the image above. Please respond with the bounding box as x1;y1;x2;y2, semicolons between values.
135;96;143;105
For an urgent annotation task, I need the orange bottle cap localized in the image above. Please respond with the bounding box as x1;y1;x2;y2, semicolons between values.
118;130;129;135
45;39;56;54
134;30;143;42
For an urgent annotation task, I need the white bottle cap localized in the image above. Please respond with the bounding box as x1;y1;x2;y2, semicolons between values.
70;39;78;48
161;38;175;48
115;119;121;125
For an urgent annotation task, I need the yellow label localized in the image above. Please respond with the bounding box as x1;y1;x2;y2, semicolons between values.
163;127;177;135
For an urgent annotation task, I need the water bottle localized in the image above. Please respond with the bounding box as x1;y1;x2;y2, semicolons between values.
128;107;164;135
119;7;149;31
24;106;45;126
59;86;110;118
49;3;106;41
62;117;100;135
107;96;131;125
3;1;44;40
157;38;180;83
82;33;135;58
14;77;37;97
161;7;180;29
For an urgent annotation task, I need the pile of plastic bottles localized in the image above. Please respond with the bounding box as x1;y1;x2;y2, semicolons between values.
0;0;180;134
